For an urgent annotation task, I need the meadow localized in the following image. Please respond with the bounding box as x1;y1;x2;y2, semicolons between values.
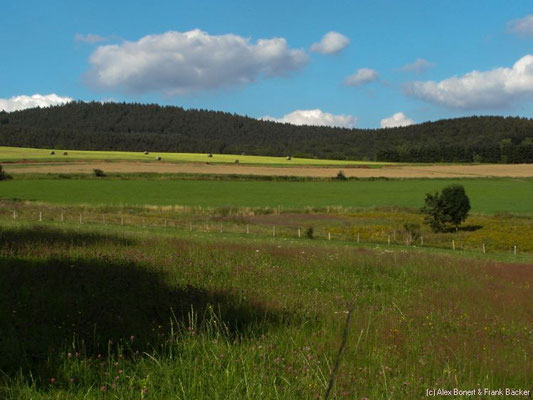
1;145;532;398
0;220;531;399
0;146;390;166
1;177;533;214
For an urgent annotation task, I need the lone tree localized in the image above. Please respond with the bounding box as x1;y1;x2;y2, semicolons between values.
422;184;470;232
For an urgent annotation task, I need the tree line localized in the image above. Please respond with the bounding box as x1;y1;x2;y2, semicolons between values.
0;101;532;163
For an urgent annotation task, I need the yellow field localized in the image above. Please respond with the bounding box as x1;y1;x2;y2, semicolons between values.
0;146;390;166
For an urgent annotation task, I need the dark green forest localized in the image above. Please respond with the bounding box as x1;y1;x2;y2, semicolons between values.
1;101;532;163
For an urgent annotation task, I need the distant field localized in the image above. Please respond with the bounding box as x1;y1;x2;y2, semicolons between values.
2;178;532;214
0;146;390;167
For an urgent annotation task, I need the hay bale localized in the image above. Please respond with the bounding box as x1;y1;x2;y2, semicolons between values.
286;156;291;160
207;153;213;158
234;159;239;164
144;151;149;155
49;151;55;155
155;156;162;161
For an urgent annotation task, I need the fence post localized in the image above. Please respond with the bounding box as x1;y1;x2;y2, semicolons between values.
79;214;82;224
220;224;223;233
164;219;167;227
452;240;455;250
482;243;486;254
13;210;16;220
39;211;42;222
328;232;331;241
514;245;517;255
298;228;301;238
387;235;390;245
357;233;360;243
246;224;249;234
420;236;424;246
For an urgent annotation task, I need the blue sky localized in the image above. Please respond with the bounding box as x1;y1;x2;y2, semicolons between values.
1;0;532;128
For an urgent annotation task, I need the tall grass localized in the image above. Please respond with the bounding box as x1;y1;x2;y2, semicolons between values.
1;221;531;399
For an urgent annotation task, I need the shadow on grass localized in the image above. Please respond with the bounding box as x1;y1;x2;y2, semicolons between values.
0;225;135;248
0;230;287;380
442;224;483;233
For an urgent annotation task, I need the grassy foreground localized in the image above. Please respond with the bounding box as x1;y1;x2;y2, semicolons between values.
1;177;533;214
0;146;390;166
0;220;531;399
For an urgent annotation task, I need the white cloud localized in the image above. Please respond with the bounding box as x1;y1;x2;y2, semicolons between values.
310;31;349;54
0;94;73;112
380;112;415;128
404;55;533;109
344;68;379;87
263;109;357;128
399;58;435;74
85;29;308;95
507;15;533;37
75;33;107;43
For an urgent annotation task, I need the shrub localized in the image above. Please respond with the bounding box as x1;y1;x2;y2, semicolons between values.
305;227;314;239
422;184;470;232
336;170;347;180
93;169;106;177
403;222;420;245
0;165;12;181
63;152;68;156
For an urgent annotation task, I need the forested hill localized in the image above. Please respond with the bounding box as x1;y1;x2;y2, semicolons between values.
1;101;532;163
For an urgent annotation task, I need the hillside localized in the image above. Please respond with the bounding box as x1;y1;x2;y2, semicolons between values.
0;101;532;163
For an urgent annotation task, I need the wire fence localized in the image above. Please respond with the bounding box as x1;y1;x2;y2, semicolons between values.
0;207;522;256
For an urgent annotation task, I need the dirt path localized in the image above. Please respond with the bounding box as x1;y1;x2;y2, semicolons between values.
4;161;533;178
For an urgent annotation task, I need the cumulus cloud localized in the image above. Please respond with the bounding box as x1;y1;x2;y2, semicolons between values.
399;58;435;74
310;31;350;54
343;68;379;87
0;94;73;112
507;15;533;37
380;112;415;128
75;33;108;43
85;29;308;95
404;55;533;109
263;109;357;128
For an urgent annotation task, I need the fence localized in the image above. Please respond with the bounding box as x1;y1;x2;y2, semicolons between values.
1;208;523;255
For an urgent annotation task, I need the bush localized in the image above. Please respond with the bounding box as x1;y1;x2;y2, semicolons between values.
0;165;12;181
422;184;470;232
336;170;347;180
305;227;314;239
403;222;420;245
93;169;106;177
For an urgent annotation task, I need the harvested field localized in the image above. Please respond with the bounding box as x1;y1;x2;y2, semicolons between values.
4;160;533;178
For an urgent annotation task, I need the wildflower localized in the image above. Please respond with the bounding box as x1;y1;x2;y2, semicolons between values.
130;335;135;341
69;378;75;383
111;383;117;390
114;376;119;380
100;386;107;392
50;378;56;384
67;352;72;359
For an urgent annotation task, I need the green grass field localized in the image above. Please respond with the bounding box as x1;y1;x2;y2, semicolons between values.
2;177;532;214
1;221;531;399
0;146;390;166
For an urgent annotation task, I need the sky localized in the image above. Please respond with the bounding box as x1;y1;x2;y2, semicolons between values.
0;0;532;129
